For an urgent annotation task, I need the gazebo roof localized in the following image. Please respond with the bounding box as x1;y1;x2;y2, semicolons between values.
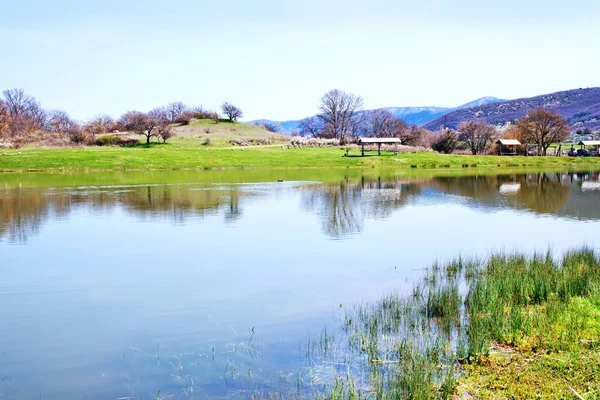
496;139;521;146
358;137;401;144
578;140;600;146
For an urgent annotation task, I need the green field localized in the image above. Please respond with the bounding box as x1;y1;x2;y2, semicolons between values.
1;120;600;172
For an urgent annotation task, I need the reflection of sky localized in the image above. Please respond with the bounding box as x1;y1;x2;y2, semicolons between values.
1;180;600;398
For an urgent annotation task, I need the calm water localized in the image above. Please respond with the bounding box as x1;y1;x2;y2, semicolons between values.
1;169;600;399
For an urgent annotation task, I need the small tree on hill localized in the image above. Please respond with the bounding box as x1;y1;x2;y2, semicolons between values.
516;108;570;156
120;110;170;145
458;120;496;155
221;102;243;121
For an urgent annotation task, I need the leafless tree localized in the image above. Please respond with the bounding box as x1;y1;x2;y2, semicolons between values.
516;108;571;156
360;109;408;139
221;102;243;121
458;120;496;155
261;123;279;133
298;116;323;138
317;89;364;142
85;114;115;135
1;88;46;133
47;110;75;133
165;102;189;122
2;88;38;117
120;110;167;144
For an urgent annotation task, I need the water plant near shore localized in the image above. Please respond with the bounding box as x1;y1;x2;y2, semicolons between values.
310;247;600;399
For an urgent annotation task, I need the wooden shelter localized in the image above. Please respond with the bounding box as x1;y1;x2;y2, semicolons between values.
578;140;600;154
357;137;401;156
496;139;521;156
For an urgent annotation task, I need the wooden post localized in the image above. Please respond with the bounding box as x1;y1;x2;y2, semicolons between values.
361;143;364;156
378;143;381;156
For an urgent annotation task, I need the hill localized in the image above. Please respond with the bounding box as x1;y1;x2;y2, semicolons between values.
423;87;600;132
250;96;505;134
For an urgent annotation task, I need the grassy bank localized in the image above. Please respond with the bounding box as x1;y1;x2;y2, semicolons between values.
2;140;600;172
314;248;600;399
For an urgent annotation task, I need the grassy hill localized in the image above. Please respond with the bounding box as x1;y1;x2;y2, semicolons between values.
168;118;288;146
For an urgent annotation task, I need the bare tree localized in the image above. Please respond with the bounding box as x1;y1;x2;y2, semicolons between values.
1;88;46;133
221;102;243;122
120;111;167;145
458;120;496;155
360;109;408;139
47;110;74;133
516;108;571;156
298;116;323;138
85;114;115;135
2;88;38;117
165;102;189;122
317;89;363;142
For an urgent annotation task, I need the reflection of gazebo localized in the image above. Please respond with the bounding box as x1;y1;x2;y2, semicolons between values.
358;137;401;156
496;139;521;156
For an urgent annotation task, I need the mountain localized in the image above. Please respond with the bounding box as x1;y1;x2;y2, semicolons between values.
423;88;600;132
249;96;506;134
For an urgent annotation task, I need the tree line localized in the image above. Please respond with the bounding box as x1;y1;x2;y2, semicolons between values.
298;89;572;155
0;88;244;145
1;87;574;155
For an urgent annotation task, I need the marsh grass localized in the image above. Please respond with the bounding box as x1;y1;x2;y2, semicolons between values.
315;247;600;399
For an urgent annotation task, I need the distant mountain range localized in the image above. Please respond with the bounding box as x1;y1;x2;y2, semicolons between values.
423;87;600;132
250;96;506;134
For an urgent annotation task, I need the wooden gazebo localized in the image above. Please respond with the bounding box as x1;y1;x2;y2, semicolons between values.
358;137;401;156
496;139;521;156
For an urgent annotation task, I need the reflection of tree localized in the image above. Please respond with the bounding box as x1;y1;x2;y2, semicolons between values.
431;172;587;215
2;172;599;244
301;176;423;238
0;185;246;244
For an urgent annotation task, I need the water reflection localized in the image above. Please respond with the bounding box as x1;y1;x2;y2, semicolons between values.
1;171;600;243
1;170;600;399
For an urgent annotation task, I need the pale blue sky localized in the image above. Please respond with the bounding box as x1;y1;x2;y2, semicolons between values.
1;0;599;121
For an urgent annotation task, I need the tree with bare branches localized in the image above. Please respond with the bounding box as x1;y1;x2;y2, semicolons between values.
317;89;363;142
458;120;496;155
120;110;170;145
165;102;189;123
221;102;243;122
516;108;571;156
1;88;47;134
298;116;323;138
360;109;408;138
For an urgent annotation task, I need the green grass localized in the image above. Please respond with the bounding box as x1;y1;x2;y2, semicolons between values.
311;248;600;399
1;119;600;172
2;139;600;172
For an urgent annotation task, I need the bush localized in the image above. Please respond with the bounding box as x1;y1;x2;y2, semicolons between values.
289;137;340;147
69;128;94;145
95;135;139;146
431;131;457;154
229;138;250;146
174;111;194;125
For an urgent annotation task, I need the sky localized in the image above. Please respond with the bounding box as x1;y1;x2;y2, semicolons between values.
1;0;599;122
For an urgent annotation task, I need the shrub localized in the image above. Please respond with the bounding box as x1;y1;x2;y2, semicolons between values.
95;135;139;146
69;128;94;145
289;137;340;147
229;138;250;146
174;111;194;125
431;131;457;154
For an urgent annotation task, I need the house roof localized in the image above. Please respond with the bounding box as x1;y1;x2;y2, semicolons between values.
358;137;402;144
496;139;521;146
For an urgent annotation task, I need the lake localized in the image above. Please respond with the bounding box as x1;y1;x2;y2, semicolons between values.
1;169;599;399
